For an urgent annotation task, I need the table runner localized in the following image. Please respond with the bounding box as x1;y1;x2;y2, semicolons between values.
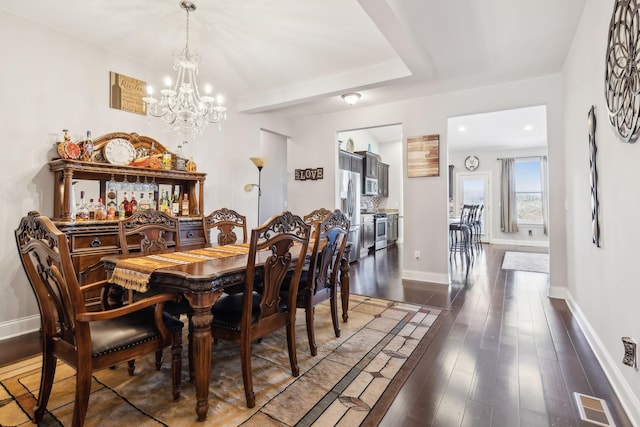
110;244;251;292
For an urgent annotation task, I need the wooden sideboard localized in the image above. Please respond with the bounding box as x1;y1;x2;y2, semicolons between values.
49;132;207;309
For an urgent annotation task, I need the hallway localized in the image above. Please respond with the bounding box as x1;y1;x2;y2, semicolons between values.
350;243;631;427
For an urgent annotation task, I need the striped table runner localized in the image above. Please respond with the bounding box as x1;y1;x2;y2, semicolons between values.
110;244;250;292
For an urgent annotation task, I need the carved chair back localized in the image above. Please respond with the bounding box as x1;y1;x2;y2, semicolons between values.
118;210;181;254
202;207;247;246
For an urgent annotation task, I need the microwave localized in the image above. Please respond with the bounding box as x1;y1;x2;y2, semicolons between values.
364;177;378;195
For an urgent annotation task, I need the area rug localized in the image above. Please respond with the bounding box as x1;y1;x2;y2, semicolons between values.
501;251;550;274
0;294;447;427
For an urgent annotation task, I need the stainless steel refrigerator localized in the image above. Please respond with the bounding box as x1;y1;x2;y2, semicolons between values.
338;169;361;262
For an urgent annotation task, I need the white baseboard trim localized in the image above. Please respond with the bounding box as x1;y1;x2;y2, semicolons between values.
564;291;640;426
401;270;450;285
547;285;568;299
0;315;40;341
491;238;549;247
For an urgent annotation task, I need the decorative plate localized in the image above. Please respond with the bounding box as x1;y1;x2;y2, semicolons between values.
64;142;81;160
346;138;355;153
104;138;136;165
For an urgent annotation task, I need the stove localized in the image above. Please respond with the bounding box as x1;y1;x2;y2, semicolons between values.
374;213;387;250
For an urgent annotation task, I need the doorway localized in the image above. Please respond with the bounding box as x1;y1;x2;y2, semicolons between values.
456;171;491;242
447;105;549;252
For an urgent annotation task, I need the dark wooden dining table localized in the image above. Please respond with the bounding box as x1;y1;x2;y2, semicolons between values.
101;242;351;421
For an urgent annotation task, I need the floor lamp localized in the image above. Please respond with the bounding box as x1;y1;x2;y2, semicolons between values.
244;157;267;226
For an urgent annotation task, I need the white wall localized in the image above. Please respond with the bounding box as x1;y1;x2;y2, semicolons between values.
0;10;292;338
561;0;640;422
288;76;566;287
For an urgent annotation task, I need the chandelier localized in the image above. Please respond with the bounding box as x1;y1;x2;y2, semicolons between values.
143;1;226;139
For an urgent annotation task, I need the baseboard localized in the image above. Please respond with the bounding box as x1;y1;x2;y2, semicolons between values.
564;291;640;426
547;285;568;299
491;238;549;247
401;269;449;285
0;315;40;341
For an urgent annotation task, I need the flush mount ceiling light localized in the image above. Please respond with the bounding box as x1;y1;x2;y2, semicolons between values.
142;1;226;140
341;93;361;106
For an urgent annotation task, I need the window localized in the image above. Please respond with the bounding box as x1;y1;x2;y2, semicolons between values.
514;159;542;223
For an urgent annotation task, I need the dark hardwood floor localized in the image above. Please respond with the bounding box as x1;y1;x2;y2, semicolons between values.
1;243;632;426
351;243;632;427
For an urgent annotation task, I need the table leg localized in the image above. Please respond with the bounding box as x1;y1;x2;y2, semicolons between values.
183;288;224;422
339;245;351;322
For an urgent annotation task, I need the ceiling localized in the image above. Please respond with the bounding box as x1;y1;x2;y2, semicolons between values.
1;0;585;120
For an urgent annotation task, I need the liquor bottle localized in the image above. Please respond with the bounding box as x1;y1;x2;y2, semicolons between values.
107;200;117;220
160;190;169;214
94;198;107;220
181;193;189;216
139;192;149;211
119;192;129;219
130;195;138;214
82;130;93;161
76;191;89;221
171;192;180;215
88;198;96;220
162;150;172;170
148;192;156;210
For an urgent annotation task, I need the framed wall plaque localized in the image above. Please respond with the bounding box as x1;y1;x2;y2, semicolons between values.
109;71;147;115
407;134;440;177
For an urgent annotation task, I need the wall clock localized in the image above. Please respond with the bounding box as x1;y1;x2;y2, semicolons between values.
464;155;479;171
104;138;136;165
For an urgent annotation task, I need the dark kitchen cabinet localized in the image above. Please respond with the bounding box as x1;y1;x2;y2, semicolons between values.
377;162;389;197
361;213;375;251
355;151;380;179
339;149;363;175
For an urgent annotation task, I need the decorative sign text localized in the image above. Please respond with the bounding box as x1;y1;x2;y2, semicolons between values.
109;71;147;115
295;168;324;181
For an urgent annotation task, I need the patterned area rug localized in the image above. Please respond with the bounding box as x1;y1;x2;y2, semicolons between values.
0;294;447;426
501;251;550;274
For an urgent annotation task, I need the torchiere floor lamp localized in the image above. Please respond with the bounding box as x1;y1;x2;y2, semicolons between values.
244;157;267;226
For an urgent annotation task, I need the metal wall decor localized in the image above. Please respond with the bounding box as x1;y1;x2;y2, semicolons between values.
588;106;600;247
605;0;640;143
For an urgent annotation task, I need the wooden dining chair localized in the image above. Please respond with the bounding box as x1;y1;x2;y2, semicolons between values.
282;209;350;356
117;210;192;372
15;211;183;427
118;209;182;255
303;207;332;223
209;211;311;408
202;207;247;246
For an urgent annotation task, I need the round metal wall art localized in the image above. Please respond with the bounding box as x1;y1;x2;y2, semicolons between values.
605;0;640;143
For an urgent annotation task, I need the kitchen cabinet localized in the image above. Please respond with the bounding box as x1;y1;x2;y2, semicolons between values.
387;213;398;244
355;151;380;179
361;213;375;252
377;162;389;197
339;149;363;175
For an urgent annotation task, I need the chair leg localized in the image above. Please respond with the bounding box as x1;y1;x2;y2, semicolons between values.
33;351;57;423
72;365;92;427
240;338;255;408
305;306;317;356
155;350;162;370
286;315;300;378
127;360;135;376
171;329;183;401
330;287;341;338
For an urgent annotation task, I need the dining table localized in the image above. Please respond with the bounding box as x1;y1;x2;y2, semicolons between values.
101;242;351;421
